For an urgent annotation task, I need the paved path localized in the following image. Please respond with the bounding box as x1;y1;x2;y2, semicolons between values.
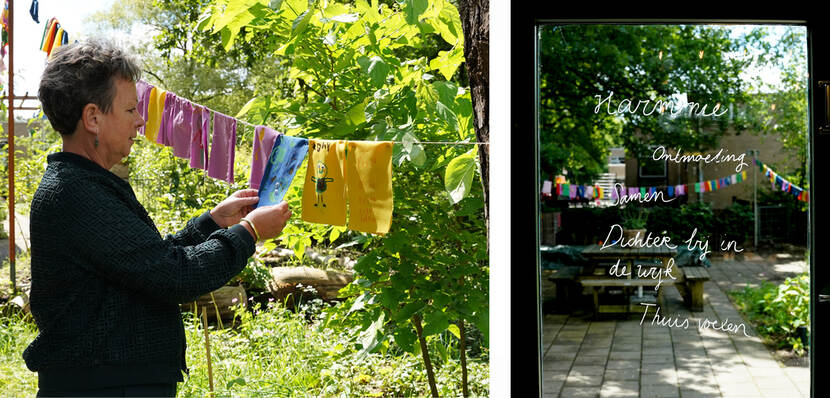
542;252;810;398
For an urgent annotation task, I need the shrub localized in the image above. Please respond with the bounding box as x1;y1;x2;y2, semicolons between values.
729;273;810;355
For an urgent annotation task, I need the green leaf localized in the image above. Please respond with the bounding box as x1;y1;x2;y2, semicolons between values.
402;131;426;168
444;147;478;204
394;301;425;323
211;0;262;33
281;0;308;19
357;311;386;359
226;377;247;389
447;324;461;340
416;81;439;114
359;56;390;88
329;226;345;243
327;99;368;137
348;293;369;315
429;46;464;81
292;9;313;37
435;0;463;46
432;81;458;106
403;0;428;25
435;101;459;133
421;310;450;337
393;323;417;353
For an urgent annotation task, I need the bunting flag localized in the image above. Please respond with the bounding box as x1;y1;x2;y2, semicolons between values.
136;80;153;135
207;111;237;183
169;96;193;159
30;0;38;23
189;104;210;170
250;126;280;190
302;139;348;226
754;158;810;202
541;180;552;195
258;134;309;207
144;86;167;143
345;141;395;234
1;0;8;58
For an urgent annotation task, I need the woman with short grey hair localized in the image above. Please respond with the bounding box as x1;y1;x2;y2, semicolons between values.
24;39;292;397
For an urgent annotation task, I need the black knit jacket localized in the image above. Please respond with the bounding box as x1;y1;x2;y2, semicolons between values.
23;152;255;390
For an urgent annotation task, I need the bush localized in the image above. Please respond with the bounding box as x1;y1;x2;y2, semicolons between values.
729;273;810;355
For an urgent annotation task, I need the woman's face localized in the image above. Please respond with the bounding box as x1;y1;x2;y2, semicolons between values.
97;77;145;165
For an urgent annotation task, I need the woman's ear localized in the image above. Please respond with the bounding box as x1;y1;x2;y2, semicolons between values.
80;103;100;134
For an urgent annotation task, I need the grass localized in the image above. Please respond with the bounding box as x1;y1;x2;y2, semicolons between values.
0;299;489;397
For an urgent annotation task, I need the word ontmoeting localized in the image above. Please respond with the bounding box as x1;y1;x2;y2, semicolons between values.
653;145;749;173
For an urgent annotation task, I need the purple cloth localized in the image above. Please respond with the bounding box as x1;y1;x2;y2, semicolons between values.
207;111;237;183
249;125;280;190
170;97;193;159
136;80;153;136
189;105;210;170
157;92;177;147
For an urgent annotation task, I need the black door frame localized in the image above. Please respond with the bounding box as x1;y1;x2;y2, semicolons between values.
512;10;828;397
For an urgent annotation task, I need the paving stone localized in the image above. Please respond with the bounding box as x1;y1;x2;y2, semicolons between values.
608;351;640;360
548;344;580;353
602;368;640;381
573;355;609;366
559;386;601;398
541;380;563;396
606;360;640;370
542;370;567;382
570;365;606;376
545;351;578;361
579;347;611;356
641;363;675;375
598;380;639;397
717;381;761;395
565;372;603;387
542;359;573;371
639;384;679;398
642;354;674;364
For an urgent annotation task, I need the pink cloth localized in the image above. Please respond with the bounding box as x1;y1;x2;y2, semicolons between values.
249;125;280;189
189;105;210;170
157;92;177;147
136;80;153;135
207;111;237;183
170;97;193;159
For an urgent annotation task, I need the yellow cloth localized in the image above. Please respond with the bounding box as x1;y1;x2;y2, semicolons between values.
144;87;166;145
48;28;65;58
345;141;394;234
302;139;347;226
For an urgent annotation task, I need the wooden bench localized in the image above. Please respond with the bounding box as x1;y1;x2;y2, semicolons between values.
547;266;582;313
580;278;674;318
678;266;711;312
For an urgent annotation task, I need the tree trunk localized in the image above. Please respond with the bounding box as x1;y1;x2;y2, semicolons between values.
413;314;439;397
457;0;490;252
459;319;469;398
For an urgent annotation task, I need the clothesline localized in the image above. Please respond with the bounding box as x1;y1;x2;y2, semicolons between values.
176;89;488;147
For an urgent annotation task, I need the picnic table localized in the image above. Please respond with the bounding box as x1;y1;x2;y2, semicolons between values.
578;244;710;315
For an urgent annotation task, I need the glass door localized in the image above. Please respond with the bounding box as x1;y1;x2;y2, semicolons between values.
535;23;813;397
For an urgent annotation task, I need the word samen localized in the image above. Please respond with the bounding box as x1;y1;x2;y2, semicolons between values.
594;91;728;118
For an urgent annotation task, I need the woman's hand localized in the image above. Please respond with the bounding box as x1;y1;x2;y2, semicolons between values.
210;189;261;228
241;201;293;242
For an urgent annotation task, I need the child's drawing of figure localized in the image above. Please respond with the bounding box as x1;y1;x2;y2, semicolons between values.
310;161;334;207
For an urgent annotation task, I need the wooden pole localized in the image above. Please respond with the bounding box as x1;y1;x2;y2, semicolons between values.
201;307;215;397
7;0;15;293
